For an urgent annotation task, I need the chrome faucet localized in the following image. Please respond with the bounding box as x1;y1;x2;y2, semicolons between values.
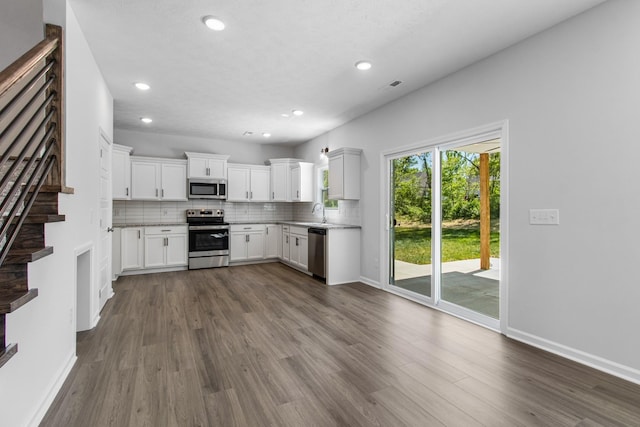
312;202;327;223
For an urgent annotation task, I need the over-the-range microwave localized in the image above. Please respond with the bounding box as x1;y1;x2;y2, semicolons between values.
188;178;226;200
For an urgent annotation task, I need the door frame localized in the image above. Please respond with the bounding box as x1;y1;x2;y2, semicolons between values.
379;120;509;333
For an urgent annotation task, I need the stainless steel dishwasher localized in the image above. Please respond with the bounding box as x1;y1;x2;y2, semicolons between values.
308;228;326;279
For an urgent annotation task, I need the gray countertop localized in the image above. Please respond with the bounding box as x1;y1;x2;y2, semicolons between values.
241;221;361;230
114;221;360;229
113;223;187;228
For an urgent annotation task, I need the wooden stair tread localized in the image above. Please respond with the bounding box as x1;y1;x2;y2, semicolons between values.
9;214;65;224
0;288;38;314
0;343;17;369
31;184;74;194
4;246;53;264
24;214;65;223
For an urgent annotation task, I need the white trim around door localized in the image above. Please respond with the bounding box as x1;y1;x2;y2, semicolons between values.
379;120;509;333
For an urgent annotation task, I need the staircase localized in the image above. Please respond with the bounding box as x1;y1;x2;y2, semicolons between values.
0;24;70;368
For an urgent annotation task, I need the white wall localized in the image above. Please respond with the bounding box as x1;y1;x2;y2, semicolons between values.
0;0;113;425
0;0;43;70
115;128;294;164
295;0;640;382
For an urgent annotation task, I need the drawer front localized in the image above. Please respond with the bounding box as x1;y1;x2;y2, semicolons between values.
230;224;266;232
145;225;187;235
290;226;307;236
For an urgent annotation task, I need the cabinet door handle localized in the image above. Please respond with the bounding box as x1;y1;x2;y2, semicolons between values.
207;167;210;176
266;228;268;235
246;191;248;199
272;192;274;199
245;234;249;242
296;237;299;246
126;188;129;196
250;191;253;199
297;190;299;198
286;235;288;244
137;230;140;239
156;189;158;197
161;189;165;198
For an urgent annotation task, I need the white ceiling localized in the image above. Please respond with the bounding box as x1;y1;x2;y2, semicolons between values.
69;0;605;146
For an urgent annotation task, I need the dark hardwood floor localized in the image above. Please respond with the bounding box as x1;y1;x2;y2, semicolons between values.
41;263;640;426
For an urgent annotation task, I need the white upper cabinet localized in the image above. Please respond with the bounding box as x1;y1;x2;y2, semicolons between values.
250;167;271;201
131;156;187;201
268;158;302;202
291;162;314;202
161;162;187;200
185;152;230;179
227;164;271;202
112;144;132;200
328;148;362;200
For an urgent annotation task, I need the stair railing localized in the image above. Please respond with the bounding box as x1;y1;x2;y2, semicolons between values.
0;24;64;266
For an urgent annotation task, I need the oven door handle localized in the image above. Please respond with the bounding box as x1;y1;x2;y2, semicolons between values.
188;225;230;230
210;233;229;238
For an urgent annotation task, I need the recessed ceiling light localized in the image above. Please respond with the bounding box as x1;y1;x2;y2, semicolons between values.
140;117;152;124
355;60;372;71
202;16;225;31
262;133;271;138
292;110;304;116
134;82;150;91
281;113;290;118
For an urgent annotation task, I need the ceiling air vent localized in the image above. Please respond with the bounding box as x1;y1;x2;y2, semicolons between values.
389;80;402;87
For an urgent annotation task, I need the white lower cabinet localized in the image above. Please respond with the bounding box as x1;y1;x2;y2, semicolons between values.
288;226;308;271
121;227;144;270
230;224;266;262
144;226;188;268
281;225;290;262
265;224;281;259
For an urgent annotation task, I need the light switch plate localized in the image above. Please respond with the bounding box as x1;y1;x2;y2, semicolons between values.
529;209;560;225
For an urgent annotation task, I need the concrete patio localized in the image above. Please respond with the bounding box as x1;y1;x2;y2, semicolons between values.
393;258;499;318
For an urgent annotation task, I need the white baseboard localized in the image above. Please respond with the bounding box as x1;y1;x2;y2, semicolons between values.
28;351;77;427
508;327;640;386
359;276;382;289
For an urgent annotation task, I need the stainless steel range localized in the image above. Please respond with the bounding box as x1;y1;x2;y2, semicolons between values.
186;209;229;269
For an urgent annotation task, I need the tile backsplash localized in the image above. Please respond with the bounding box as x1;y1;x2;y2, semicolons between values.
113;199;360;225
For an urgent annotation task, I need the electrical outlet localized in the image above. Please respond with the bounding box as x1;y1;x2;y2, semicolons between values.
529;209;560;225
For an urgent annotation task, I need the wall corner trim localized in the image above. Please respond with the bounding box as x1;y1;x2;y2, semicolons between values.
359;276;382;289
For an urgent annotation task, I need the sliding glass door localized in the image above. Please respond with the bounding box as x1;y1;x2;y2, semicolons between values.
440;144;500;321
386;136;502;329
389;152;434;299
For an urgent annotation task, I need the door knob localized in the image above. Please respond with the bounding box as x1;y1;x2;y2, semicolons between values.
107;227;114;232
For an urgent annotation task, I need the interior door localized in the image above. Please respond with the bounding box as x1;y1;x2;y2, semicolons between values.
98;131;113;313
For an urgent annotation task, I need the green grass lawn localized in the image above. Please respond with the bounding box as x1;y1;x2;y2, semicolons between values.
394;220;500;264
